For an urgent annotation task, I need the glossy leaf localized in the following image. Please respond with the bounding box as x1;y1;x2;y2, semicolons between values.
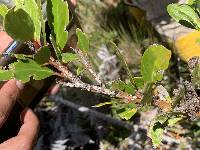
118;108;137;120
47;0;69;49
141;45;171;83
168;117;182;126
76;28;90;53
10;59;54;83
0;70;13;81
22;0;41;41
62;53;79;63
167;4;200;29
14;0;41;40
0;4;8;17
4;8;34;41
34;46;51;64
117;102;137;120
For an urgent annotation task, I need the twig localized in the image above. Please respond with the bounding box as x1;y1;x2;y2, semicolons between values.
71;47;102;85
48;95;134;130
58;81;139;103
109;42;136;89
49;57;82;83
49;57;140;103
50;35;62;60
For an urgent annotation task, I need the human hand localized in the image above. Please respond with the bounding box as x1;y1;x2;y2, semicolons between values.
0;32;39;150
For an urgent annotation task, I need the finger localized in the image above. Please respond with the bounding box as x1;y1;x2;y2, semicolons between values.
0;80;23;127
18;108;39;146
0;109;39;150
71;0;77;6
0;31;13;53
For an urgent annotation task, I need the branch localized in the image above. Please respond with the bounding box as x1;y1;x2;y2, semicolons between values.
49;57;140;103
49;56;82;83
58;81;140;103
71;47;102;85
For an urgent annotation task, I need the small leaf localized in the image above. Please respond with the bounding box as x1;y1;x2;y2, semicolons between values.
111;80;135;95
92;102;113;108
14;54;33;60
168;117;182;126
117;102;137;120
148;114;182;147
4;8;34;41
141;45;171;83
134;77;144;88
76;28;90;53
47;0;69;49
148;121;165;147
148;115;168;147
0;70;13;81
167;4;200;29
10;59;54;83
34;46;51;64
118;108;137;120
0;4;8;17
76;65;84;76
62;53;79;63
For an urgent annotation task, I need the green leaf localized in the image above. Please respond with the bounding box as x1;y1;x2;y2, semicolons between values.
117;102;137;120
10;59;54;83
14;0;41;40
141;45;171;83
168;117;182;126
134;77;144;88
92;102;113;108
50;35;62;60
47;0;69;49
76;28;90;53
167;4;200;29
148;115;168;147
0;70;13;81
4;8;34;41
109;42;135;87
34;46;51;64
76;65;84;76
148;114;182;147
148;121;165;147
62;53;79;63
118;108;137;120
14;54;33;60
22;0;41;41
14;0;25;8
0;4;8;17
111;80;135;95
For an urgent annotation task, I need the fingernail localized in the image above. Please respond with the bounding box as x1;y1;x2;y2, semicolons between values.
16;80;24;90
